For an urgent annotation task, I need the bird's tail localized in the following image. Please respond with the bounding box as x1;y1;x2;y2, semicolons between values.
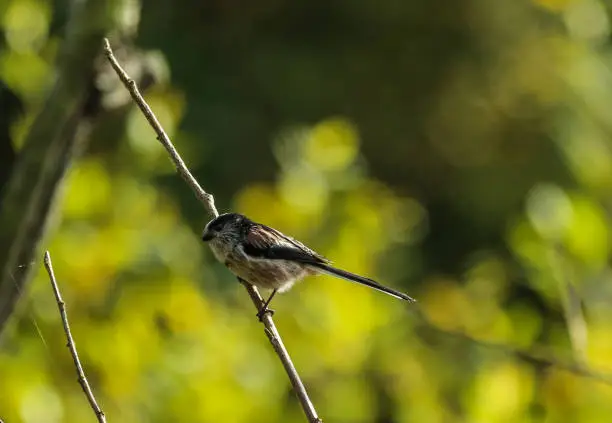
312;263;416;302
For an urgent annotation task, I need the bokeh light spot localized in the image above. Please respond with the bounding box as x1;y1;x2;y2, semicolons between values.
526;183;573;241
3;0;49;52
304;118;359;171
20;384;63;423
279;165;329;214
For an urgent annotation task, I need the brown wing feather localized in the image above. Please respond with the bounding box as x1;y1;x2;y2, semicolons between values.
244;223;329;264
246;225;278;249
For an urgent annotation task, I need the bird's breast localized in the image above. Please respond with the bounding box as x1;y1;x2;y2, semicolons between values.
208;238;232;263
225;252;309;291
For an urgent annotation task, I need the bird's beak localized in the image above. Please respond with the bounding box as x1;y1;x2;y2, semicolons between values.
202;230;215;241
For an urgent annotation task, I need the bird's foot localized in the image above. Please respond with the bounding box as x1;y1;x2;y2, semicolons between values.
256;305;275;321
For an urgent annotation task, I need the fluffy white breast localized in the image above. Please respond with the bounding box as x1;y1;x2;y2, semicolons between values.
208;238;232;263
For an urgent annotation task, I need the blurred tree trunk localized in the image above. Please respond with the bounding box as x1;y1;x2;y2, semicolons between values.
0;0;113;336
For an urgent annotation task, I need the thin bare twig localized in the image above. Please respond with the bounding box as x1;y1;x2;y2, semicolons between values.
102;40;216;219
43;251;106;423
241;280;322;422
103;39;322;423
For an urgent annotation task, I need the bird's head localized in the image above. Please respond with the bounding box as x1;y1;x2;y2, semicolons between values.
201;213;245;242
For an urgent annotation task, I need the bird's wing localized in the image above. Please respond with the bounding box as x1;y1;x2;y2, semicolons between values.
243;223;329;265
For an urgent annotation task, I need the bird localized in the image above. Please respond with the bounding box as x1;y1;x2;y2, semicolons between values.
201;212;416;317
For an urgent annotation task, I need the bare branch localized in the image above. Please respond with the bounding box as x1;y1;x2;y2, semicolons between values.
102;39;217;219
43;251;106;423
241;280;322;423
103;39;322;423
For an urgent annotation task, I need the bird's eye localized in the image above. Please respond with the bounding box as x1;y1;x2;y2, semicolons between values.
206;213;237;233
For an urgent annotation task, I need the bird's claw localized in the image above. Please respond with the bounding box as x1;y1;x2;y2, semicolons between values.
256;306;275;321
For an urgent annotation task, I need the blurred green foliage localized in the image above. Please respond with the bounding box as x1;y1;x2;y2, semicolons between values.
2;0;612;422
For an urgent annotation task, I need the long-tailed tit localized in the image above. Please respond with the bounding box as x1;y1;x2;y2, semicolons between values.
202;213;416;317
